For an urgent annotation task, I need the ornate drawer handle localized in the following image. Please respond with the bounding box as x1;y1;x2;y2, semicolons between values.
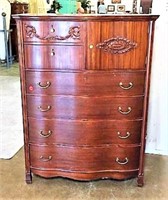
40;156;52;162
118;107;132;115
39;130;52;138
38;105;51;112
38;81;51;89
50;25;55;33
51;49;55;56
117;131;131;139
116;157;129;165
119;82;133;90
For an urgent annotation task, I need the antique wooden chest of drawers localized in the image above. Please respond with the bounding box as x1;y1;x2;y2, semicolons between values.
14;14;159;186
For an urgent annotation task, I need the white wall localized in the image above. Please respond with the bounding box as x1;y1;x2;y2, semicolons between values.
146;0;168;155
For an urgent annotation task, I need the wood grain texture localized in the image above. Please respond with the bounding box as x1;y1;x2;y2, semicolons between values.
28;118;142;145
26;71;146;96
31;169;138;181
87;21;149;70
13;14;159;185
30;144;140;171
24;45;85;69
27;96;144;119
22;21;86;43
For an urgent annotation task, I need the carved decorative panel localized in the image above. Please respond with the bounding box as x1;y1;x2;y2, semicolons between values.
25;25;80;40
96;37;137;54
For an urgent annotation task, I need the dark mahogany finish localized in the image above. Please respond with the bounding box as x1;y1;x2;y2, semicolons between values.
26;71;146;96
27;95;144;119
13;14;159;186
30;144;140;171
29;118;142;145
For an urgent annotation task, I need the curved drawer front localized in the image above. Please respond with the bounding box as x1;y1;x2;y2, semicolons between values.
23;21;85;43
29;118;142;145
24;45;84;69
26;71;145;96
30;144;140;171
27;96;144;120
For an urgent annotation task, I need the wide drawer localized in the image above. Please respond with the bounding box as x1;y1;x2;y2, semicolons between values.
27;96;144;120
30;144;140;171
23;21;85;43
24;44;84;69
29;118;142;145
26;71;145;96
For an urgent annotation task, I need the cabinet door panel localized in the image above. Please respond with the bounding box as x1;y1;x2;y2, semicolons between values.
87;21;149;70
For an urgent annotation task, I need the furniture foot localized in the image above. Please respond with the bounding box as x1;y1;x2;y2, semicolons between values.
26;172;32;184
137;174;144;187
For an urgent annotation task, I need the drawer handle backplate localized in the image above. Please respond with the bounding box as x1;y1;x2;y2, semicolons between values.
118;107;132;115
40;156;52;162
117;131;131;139
119;82;133;90
38;105;51;112
116;157;129;165
38;81;51;89
39;130;52;138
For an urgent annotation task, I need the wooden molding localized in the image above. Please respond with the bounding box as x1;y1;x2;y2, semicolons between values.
25;25;80;40
96;37;137;54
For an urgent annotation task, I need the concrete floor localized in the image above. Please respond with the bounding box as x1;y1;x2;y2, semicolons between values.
0;62;19;76
0;63;168;200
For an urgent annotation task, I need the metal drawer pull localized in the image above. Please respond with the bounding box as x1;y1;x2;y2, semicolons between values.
117;131;131;139
39;130;52;138
38;105;51;112
51;49;55;56
119;82;133;90
38;81;51;89
50;25;55;33
118;106;132;115
116;157;129;165
40;156;52;162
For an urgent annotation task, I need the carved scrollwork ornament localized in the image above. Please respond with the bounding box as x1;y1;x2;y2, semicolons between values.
25;25;80;40
96;37;137;54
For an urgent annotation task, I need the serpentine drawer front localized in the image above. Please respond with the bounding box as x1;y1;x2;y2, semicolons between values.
26;71;146;96
30;144;140;171
13;14;159;186
28;118;142;145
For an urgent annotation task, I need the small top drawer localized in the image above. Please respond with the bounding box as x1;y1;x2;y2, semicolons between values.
22;21;86;43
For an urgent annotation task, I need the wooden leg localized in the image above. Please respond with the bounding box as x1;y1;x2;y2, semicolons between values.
26;172;32;184
137;174;144;187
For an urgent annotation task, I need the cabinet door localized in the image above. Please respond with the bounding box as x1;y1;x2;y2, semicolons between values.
87;21;149;70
